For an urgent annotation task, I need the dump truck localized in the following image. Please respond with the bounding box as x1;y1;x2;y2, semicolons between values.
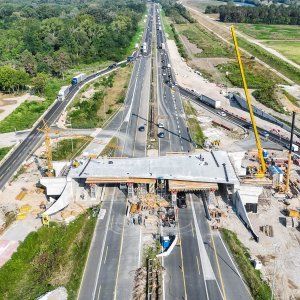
57;86;70;101
71;73;86;86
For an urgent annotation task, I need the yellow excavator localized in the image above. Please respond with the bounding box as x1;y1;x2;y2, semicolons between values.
231;26;266;178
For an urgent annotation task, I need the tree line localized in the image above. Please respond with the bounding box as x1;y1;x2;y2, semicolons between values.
0;0;146;92
206;3;300;25
156;0;195;23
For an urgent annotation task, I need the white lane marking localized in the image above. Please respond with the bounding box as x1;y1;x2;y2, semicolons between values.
217;231;252;297
196;256;201;275
92;188;116;300
124;60;142;123
190;195;215;280
104;246;108;264
96;285;102;300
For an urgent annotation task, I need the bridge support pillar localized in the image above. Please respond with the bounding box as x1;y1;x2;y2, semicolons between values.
127;182;134;203
171;190;177;207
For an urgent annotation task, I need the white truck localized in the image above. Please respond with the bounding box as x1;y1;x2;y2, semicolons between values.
161;43;165;50
71;73;86;86
57;86;70;101
143;42;147;54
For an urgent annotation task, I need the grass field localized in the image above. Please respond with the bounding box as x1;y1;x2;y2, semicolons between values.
176;23;234;58
100;136;119;157
68;64;132;129
52;137;92;161
0;146;12;161
183;101;205;148
221;228;272;300
237;37;300;85
235;24;300;40
0;211;97;300
263;41;300;65
218;60;286;113
161;9;175;39
188;0;227;11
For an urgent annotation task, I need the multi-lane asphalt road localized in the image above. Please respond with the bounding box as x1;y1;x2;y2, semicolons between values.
78;5;154;300
0;60;130;191
155;11;191;155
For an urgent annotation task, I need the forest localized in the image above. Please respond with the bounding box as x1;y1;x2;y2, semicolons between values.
207;3;300;25
157;0;195;23
0;0;146;91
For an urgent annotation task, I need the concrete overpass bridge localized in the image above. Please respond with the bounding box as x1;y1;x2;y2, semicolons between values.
40;151;239;215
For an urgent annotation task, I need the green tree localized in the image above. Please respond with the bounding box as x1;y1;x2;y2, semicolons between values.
31;73;48;94
20;50;37;76
0;66;29;92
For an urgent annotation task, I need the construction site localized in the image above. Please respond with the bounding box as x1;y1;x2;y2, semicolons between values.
0;9;299;300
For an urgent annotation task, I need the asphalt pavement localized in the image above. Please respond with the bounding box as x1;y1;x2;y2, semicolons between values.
78;4;154;300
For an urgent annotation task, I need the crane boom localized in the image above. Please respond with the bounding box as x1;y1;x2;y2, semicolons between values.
231;26;266;175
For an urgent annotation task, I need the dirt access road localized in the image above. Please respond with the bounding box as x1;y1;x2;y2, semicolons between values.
182;0;296;85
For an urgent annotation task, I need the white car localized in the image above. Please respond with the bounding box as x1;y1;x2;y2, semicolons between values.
158;122;164;128
218;111;227;117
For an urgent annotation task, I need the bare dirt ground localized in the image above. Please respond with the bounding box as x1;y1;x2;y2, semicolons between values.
181;0;296;85
0;93;29;122
180;35;202;56
167;39;295;142
0;156;46;266
176;24;300;126
223;194;300;299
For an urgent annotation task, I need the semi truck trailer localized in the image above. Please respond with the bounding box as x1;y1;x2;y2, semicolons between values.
57;86;70;101
71;73;86;86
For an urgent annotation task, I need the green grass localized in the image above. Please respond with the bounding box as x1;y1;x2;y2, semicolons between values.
100;136;119;157
235;24;300;40
189;0;227;11
283;90;300;108
218;61;286;113
262;41;300;65
126;11;146;56
0;211;97;300
252;87;285;114
177;23;234;58
171;24;188;59
237;36;300;85
68;65;131;129
52;137;92;161
218;60;284;88
183;101;205;148
221;228;272;300
161;9;175;40
13;165;26;180
0;146;12;161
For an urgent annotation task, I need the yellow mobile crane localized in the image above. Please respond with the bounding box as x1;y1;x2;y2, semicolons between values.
231;26;267;177
37;120;59;177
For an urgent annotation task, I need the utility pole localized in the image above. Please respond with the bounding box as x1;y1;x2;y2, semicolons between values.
285;111;296;193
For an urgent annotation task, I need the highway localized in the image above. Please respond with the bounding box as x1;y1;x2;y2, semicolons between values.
0;60;130;191
78;4;154;300
155;3;252;300
155;8;191;156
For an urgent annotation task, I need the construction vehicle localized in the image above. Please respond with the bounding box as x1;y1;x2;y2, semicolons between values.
231;26;266;177
37;120;55;177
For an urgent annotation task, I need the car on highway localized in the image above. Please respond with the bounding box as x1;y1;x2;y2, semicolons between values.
158;132;165;138
108;63;117;70
218;111;227;117
158;122;164;128
261;131;269;138
138;126;145;132
243;123;252;129
177;192;187;208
